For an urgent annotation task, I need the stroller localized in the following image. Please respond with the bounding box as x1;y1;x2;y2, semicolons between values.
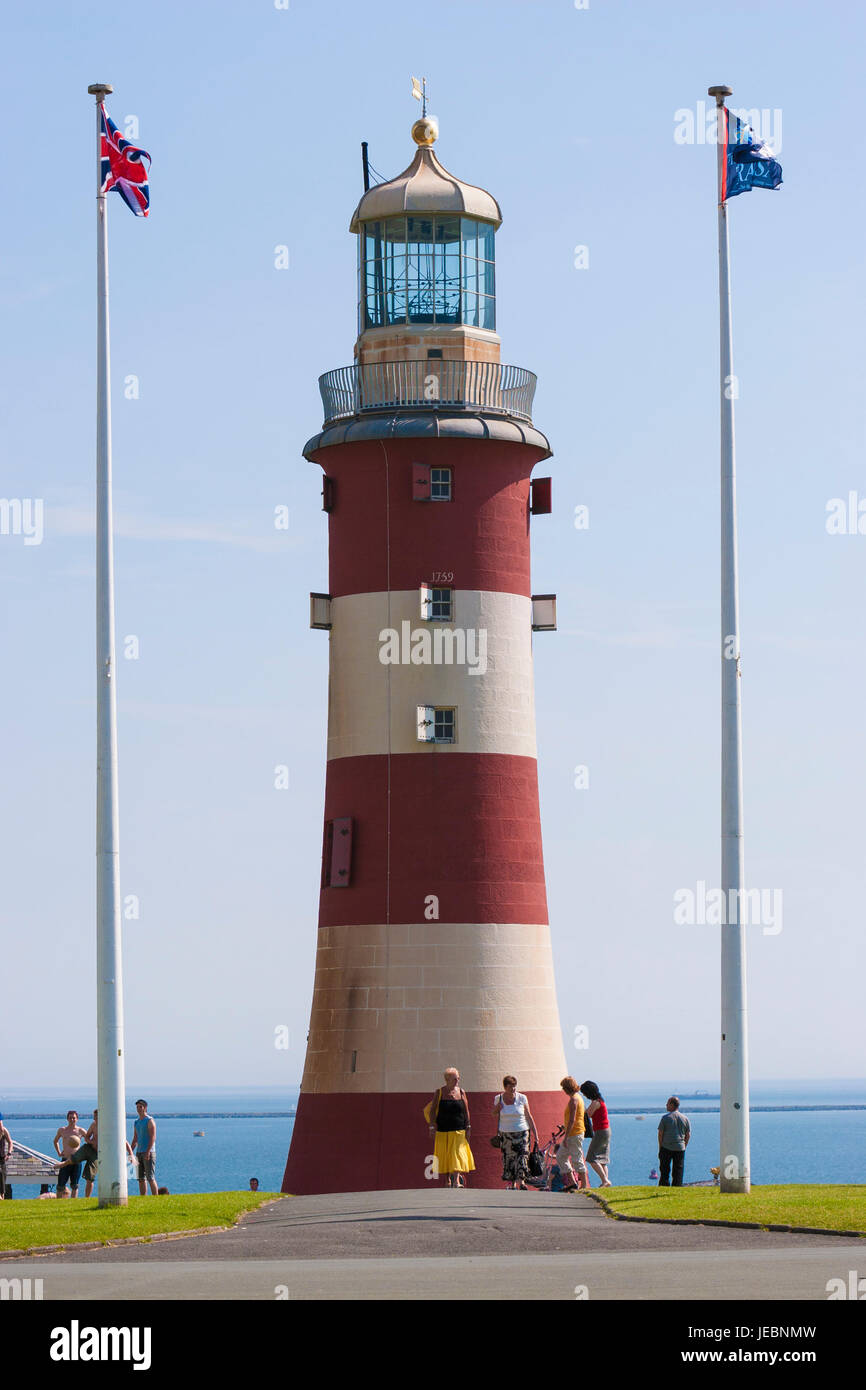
525;1125;567;1191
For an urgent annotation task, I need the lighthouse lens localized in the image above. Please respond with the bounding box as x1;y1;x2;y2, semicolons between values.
360;216;495;331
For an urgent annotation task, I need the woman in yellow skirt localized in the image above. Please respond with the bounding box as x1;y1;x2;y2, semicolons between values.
426;1067;475;1187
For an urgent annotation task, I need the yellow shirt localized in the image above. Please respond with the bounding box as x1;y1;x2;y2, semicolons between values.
564;1095;585;1137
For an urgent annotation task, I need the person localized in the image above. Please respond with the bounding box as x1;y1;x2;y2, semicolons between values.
426;1067;475;1188
157;1186;170;1195
53;1110;87;1198
66;1109;100;1199
130;1099;158;1195
493;1076;538;1189
0;1114;12;1200
580;1081;612;1188
657;1096;690;1187
249;1177;260;1192
557;1077;588;1191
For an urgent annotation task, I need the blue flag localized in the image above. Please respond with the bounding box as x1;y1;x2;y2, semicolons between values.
723;109;782;200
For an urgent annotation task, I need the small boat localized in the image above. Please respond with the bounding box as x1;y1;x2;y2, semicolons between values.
634;1114;645;1121
193;1130;205;1137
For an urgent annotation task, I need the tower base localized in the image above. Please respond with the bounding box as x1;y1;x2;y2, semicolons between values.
282;1091;571;1194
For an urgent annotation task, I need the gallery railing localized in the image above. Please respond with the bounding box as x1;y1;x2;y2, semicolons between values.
318;360;537;425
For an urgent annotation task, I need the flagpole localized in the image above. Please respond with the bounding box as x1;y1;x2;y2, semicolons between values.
87;81;128;1207
709;83;751;1195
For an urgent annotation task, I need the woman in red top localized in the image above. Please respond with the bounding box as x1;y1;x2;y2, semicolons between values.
580;1080;612;1187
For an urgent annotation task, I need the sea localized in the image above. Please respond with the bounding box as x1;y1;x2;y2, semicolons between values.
2;1080;864;1194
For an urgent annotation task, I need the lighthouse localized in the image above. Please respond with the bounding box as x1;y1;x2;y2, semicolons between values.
283;111;568;1194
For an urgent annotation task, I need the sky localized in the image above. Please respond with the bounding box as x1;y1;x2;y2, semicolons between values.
1;0;864;1091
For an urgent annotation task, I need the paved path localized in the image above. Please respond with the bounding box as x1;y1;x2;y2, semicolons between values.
3;1190;858;1300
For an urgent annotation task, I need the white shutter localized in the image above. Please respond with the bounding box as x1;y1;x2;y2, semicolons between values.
416;704;435;742
310;593;333;630
531;594;557;631
420;583;432;621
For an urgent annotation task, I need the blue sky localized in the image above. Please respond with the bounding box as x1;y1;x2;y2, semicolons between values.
1;0;864;1088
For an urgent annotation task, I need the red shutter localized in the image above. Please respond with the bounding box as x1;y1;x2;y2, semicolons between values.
412;464;431;501
320;820;334;888
322;476;335;512
329;816;353;887
530;478;552;514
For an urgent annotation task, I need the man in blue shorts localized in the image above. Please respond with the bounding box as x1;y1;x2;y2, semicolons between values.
70;1109;100;1198
53;1110;87;1197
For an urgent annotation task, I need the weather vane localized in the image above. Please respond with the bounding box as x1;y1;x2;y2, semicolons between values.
411;75;428;118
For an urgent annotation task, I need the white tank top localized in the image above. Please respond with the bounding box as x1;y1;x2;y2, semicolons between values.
496;1093;529;1133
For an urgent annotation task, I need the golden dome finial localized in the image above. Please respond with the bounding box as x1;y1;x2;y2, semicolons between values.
411;114;439;147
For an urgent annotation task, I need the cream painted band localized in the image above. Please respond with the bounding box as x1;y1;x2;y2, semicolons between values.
300;920;567;1095
327;590;537;761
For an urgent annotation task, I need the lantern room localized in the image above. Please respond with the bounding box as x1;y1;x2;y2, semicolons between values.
350;117;503;367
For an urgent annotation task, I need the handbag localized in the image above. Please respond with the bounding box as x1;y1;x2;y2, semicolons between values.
584;1111;594;1139
490;1133;504;1148
423;1088;442;1126
527;1142;543;1177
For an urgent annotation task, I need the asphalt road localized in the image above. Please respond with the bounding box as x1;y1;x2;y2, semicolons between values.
2;1190;858;1300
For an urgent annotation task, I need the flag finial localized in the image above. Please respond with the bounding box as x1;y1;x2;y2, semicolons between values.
88;83;113;101
708;85;732;106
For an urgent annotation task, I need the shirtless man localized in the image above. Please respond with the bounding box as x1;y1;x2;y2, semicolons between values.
0;1113;12;1199
53;1110;87;1198
71;1109;100;1198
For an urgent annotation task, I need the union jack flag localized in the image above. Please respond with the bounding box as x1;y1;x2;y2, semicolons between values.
99;104;151;216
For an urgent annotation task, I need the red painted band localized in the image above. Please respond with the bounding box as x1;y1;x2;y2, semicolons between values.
319;752;548;927
282;1090;573;1194
308;437;548;599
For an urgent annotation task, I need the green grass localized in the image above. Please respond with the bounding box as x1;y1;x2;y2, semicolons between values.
0;1191;287;1252
595;1184;866;1234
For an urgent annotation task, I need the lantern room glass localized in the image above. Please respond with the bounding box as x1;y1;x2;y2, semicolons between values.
360;216;495;331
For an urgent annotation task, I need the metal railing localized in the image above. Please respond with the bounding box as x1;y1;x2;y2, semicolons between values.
318;360;536;425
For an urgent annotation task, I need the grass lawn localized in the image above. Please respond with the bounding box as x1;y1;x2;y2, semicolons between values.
595;1185;866;1234
0;1191;286;1253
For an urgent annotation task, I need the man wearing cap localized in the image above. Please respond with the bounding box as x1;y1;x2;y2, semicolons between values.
0;1114;12;1199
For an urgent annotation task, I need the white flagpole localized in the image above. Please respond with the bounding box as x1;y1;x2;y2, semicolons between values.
709;83;751;1195
87;81;128;1207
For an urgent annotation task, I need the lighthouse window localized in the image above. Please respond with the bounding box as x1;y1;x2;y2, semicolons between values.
431;588;452;621
416;705;457;743
421;584;453;621
430;468;451;501
433;708;456;743
360;216;495;330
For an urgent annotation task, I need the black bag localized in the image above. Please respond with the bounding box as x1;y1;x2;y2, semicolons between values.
584;1111;594;1139
490;1133;504;1149
527;1142;543;1177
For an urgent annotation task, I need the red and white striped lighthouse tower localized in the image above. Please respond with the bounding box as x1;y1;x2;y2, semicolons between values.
283;111;567;1194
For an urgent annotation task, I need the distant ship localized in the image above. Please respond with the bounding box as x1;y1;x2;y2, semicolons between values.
193;1130;205;1137
635;1115;645;1121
